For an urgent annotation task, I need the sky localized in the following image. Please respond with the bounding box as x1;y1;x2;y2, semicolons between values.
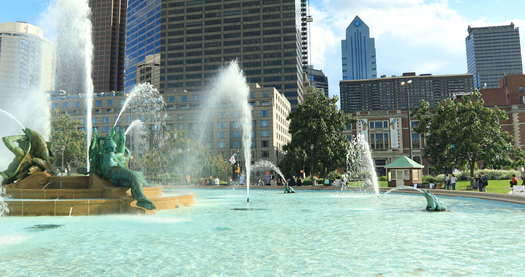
2;0;525;99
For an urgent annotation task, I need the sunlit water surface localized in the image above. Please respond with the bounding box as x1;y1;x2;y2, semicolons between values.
1;189;524;276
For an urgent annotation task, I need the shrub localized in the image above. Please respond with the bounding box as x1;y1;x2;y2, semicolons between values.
327;170;341;180
379;176;387;182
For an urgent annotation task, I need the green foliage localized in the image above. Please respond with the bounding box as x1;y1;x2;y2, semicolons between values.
326;170;341;180
280;87;352;177
378;175;388;182
50;113;86;170
413;91;524;177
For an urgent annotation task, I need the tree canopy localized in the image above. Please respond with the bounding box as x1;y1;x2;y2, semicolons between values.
413;91;524;177
280;87;351;177
50;113;86;171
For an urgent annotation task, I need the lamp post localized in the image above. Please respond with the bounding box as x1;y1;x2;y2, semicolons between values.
400;80;413;159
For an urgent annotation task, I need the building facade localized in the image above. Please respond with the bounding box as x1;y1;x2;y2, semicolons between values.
136;54;161;89
341;16;377;80
339;73;474;113
89;0;127;93
307;66;329;97
481;74;525;149
0;22;55;95
466;23;523;89
124;0;162;92
343;110;426;176
160;0;308;107
50;84;291;166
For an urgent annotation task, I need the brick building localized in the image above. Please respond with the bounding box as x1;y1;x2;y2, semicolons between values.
481;74;525;149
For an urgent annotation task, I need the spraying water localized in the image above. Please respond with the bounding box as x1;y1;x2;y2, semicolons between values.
45;0;94;171
125;120;144;136
252;160;288;185
197;61;252;203
114;83;164;127
0;109;25;130
346;134;379;195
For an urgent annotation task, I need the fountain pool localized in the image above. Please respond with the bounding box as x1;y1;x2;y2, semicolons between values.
1;189;524;276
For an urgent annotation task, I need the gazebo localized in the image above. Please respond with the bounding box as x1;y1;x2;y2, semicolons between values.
385;156;424;187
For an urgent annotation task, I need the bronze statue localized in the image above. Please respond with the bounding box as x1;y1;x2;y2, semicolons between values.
0;128;54;185
89;127;156;210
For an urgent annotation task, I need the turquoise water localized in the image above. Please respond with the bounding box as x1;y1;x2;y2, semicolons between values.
1;189;525;276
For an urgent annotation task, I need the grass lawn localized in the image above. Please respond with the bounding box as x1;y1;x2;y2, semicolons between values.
355;180;513;194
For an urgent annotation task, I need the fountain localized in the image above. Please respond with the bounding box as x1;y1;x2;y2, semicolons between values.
196;61;252;202
0;0;193;216
384;186;447;211
346;134;379;195
252;160;294;193
44;0;95;171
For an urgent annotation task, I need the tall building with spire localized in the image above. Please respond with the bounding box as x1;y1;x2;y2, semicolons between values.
341;16;377;80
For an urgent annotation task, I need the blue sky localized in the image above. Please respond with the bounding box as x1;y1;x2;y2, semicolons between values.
2;0;525;98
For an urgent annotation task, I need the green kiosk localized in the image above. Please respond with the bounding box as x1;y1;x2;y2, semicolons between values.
385;156;424;187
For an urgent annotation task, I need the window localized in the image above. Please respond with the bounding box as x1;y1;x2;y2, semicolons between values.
370;133;389;150
231;141;241;148
95;100;102;107
181;95;188;102
369;120;388;129
262;140;269;148
216;122;226;129
412;133;422;149
167;96;176;103
262;151;270;158
218;141;225;148
232;131;241;138
261;130;270;137
260;110;269;117
217;131;225;139
260;120;269;127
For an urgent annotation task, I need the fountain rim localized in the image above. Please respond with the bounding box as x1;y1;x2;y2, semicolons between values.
168;185;525;206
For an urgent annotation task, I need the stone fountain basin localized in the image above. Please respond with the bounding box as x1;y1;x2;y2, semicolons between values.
3;172;194;216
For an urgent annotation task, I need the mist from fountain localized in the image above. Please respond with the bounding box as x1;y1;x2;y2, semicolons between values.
196;61;252;203
0;186;8;216
43;0;94;171
346;134;379;195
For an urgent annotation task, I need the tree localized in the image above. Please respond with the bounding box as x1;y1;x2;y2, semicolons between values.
413;91;523;177
281;87;351;177
50;113;86;171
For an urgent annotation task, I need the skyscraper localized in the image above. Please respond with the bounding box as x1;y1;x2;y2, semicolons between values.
0;22;55;94
124;0;161;92
160;0;309;107
307;66;329;97
341;16;377;80
89;0;127;93
466;23;523;89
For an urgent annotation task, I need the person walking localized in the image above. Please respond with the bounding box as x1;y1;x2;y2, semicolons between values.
450;174;457;190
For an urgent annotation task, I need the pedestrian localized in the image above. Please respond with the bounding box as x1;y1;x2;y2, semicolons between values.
479;172;488;192
450;174;457;190
521;168;525;186
510;174;518;188
444;174;450;190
